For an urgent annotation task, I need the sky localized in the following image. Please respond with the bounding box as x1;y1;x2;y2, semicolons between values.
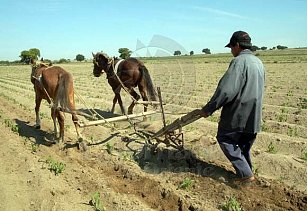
0;0;307;61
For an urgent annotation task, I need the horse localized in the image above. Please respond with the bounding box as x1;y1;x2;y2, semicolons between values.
92;52;158;114
30;59;85;147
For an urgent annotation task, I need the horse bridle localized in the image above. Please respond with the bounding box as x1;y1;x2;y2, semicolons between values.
93;56;113;70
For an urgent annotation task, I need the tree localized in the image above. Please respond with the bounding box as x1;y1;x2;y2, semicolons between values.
276;45;288;50
118;48;131;59
174;50;181;56
202;48;211;54
251;45;260;52
76;54;85;62
260;46;267;51
190;51;194;56
19;48;41;64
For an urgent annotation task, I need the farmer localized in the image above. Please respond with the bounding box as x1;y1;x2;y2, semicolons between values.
196;31;265;184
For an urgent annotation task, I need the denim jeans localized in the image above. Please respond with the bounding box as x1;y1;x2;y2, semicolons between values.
216;127;257;178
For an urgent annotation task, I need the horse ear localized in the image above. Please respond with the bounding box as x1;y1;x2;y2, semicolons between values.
30;58;35;65
92;52;95;58
40;57;44;61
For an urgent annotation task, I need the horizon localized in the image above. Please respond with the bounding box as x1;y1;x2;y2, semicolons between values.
1;0;307;61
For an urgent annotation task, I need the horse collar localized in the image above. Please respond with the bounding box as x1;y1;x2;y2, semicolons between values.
114;59;124;73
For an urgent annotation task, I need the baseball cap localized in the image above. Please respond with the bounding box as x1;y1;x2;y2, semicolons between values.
225;31;252;48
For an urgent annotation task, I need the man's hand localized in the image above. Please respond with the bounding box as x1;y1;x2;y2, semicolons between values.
191;109;210;118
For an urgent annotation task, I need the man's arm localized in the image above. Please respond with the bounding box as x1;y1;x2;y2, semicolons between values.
201;59;245;116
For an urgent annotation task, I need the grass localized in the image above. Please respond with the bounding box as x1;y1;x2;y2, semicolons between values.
45;156;65;175
106;143;114;154
177;177;193;190
219;196;242;211
31;143;38;153
4;118;19;134
252;165;259;176
301;150;307;161
90;192;105;211
267;142;278;154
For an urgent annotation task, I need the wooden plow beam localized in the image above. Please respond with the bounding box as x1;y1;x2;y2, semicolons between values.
134;100;161;105
151;109;202;149
78;110;158;128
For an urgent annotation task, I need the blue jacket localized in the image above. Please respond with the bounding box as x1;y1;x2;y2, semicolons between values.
202;49;265;133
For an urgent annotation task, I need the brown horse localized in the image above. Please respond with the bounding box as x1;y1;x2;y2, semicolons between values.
30;59;84;145
92;52;157;114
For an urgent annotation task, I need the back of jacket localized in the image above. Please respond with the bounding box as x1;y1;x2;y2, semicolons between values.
202;49;265;133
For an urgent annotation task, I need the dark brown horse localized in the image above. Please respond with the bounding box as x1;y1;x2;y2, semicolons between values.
30;59;84;145
92;52;157;114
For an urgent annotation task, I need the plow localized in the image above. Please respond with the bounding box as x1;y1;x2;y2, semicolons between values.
75;87;202;150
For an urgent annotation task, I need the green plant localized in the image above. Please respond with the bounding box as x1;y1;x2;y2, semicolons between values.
219;196;242;211
301;150;307;161
31;143;38;152
267;142;277;154
106;143;114;154
90;192;105;211
252;165;259;176
261;122;269;132
45;157;65;175
287;127;298;137
177;177;193;190
4;118;19;133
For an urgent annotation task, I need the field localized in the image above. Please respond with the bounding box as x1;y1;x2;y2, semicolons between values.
0;49;306;210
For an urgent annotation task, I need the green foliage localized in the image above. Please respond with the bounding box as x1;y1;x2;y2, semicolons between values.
4;118;19;134
90;192;105;211
261;122;269;132
277;45;288;50
301;150;307;161
106;143;114;154
45;156;65;175
174;50;181;56
58;58;70;63
190;51;194;55
118;48;132;59
177;177;193;190
287;127;298;137
76;54;85;62
202;48;211;54
219;196;242;211
298;97;307;109
267;142;277;154
19;48;41;64
252;165;259;176
31;143;38;153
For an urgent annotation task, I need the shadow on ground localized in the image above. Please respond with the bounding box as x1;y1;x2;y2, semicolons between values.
78;108;120;120
134;144;236;182
15;119;55;146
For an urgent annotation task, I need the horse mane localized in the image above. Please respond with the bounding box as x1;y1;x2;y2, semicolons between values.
96;52;110;59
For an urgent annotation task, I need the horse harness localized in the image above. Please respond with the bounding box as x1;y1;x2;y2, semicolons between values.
31;67;53;105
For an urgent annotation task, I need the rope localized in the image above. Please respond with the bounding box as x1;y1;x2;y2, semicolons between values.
109;57;139;131
32;75;54;107
73;87;138;140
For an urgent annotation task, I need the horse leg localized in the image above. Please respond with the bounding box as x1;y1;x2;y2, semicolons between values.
72;112;87;151
72;113;83;141
51;107;60;142
127;88;140;114
111;93;118;113
57;110;65;143
34;96;42;129
116;93;126;114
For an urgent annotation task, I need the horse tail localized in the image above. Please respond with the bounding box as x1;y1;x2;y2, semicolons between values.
140;66;157;101
55;72;74;112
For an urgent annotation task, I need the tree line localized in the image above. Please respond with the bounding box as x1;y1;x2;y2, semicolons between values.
0;45;292;65
174;45;289;56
